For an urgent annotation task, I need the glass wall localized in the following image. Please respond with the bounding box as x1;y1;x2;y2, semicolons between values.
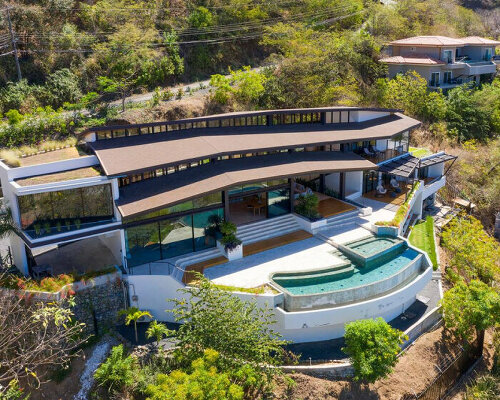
125;208;223;268
18;184;114;238
228;179;288;195
267;189;291;218
124;192;222;224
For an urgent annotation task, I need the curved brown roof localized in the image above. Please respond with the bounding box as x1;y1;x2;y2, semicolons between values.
91;113;419;176
117;151;377;218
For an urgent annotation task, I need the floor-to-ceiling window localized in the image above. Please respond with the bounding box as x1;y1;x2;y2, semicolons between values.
18;184;115;238
124;195;223;268
267;188;291;218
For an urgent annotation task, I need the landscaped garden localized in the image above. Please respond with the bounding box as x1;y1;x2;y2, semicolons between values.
409;216;438;270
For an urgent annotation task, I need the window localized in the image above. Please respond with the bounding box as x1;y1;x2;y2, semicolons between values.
18;184;114;238
430;72;440;87
444;71;452;84
443;50;453;63
484;48;492;61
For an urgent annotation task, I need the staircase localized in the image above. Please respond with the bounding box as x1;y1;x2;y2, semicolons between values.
237;214;301;245
315;209;361;233
172;248;224;282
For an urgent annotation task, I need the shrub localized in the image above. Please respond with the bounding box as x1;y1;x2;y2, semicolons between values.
145;349;244;400
94;344;137;393
343;318;407;383
295;193;320;220
219;221;242;251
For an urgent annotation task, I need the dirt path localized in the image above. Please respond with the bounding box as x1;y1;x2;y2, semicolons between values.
273;326;492;400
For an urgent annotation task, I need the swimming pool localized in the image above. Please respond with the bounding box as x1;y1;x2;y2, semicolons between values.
273;246;420;295
344;236;402;258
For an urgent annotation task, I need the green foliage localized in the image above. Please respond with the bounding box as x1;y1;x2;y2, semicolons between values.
146;320;173;346
144;349;244;400
295;193;320;220
170;277;287;385
119;307;152;343
464;374;500;400
376;182;420;227
377;71;447;122
440;280;500;342
0;380;27;400
343;318;408;383
219;221;241;251
446;84;492;143
94;344;137;393
441;215;500;284
43;69;82;108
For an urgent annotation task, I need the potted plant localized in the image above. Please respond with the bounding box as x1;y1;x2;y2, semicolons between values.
204;214;222;245
34;223;42;236
74;219;81;229
43;222;51;234
56;221;62;232
218;221;243;261
65;220;71;230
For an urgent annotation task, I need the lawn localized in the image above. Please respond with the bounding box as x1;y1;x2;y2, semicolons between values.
409;147;432;158
409;216;438;270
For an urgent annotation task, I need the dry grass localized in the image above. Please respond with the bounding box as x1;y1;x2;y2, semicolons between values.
0;149;21;167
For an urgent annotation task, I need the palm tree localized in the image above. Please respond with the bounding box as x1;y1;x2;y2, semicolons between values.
118;307;152;343
146;320;172;348
0;208;19;240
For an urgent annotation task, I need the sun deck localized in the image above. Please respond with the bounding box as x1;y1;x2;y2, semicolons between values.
17;147;90;167
15;167;102;186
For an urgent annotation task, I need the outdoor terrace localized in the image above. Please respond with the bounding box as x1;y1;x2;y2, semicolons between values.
17;146;90;167
15;167;102;186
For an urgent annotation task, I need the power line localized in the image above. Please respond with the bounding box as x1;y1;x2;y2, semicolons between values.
19;10;365;54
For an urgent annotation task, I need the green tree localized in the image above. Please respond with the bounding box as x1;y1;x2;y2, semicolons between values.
94;344;137;393
144;349;244;400
343;318;408;383
446;83;491;143
440;215;500;285
440;280;500;342
377;71;447;122
146;320;172;347
118;307;152;343
170;277;286;383
0;208;20;240
43;68;82;108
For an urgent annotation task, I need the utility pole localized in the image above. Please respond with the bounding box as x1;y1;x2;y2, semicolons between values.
5;7;21;81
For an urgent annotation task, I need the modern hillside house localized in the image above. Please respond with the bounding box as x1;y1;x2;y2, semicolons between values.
380;36;499;89
0;107;456;342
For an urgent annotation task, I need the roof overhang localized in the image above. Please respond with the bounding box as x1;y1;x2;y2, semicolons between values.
378;154;420;178
117;152;377;219
90;113;420;177
419;153;457;168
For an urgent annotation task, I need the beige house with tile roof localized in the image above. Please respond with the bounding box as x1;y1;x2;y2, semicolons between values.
381;35;499;89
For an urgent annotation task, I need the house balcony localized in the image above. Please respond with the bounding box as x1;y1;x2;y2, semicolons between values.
454;60;497;75
360;148;406;165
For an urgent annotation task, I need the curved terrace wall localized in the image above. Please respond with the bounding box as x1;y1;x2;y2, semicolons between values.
273;253;424;312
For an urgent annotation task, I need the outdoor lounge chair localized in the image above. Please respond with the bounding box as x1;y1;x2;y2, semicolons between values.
363;147;375;156
376;183;387;197
390;177;402;193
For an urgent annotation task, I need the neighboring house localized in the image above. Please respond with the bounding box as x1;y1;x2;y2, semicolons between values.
0;107;456;342
380;36;500;89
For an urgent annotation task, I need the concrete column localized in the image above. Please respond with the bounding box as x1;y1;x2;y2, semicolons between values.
223;191;230;222
339;172;346;200
290;178;295;213
319;174;325;194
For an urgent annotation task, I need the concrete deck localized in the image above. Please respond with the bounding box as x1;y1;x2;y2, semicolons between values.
205;237;346;288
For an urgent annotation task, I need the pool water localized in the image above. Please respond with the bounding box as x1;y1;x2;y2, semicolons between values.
345;236;402;257
273;244;420;296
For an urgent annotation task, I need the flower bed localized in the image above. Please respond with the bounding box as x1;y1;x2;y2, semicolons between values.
375;182;421;227
0;266;118;293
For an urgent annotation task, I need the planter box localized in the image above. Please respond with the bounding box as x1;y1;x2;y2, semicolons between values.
217;241;243;261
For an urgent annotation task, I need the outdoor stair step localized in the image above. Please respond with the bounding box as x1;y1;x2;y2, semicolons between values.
175;248;223;269
238;219;299;239
239;223;301;244
325;210;360;224
182;255;229;285
236;215;295;234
